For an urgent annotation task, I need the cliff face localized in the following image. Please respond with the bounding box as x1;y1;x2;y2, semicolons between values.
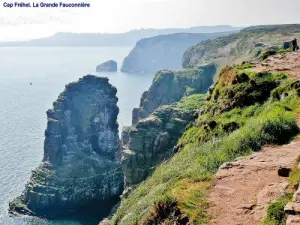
122;105;197;186
119;66;214;187
9;75;124;220
106;53;300;225
182;24;300;69
121;32;233;74
132;65;216;124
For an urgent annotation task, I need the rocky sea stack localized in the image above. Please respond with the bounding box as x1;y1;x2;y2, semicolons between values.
9;75;124;220
96;60;118;72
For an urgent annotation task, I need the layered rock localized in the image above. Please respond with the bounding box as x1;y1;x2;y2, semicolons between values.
122;105;196;186
132;64;216;124
96;60;117;72
9;75;124;220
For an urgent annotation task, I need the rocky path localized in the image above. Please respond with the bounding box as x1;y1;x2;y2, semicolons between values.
251;52;300;80
208;138;300;225
208;52;300;225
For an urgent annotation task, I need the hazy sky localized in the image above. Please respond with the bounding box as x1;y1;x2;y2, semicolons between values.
0;0;299;41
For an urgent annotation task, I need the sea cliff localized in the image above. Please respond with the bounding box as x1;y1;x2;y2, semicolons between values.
122;104;198;186
9;75;124;220
121;32;235;73
132;64;216;124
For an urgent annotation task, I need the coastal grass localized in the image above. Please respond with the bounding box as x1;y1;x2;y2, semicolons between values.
111;69;300;225
289;158;300;189
112;98;298;225
263;193;293;225
176;94;207;110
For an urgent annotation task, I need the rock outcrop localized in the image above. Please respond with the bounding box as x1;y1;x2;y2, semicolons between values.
132;64;216;124
96;60;117;72
122;105;196;186
121;32;232;74
9;75;124;220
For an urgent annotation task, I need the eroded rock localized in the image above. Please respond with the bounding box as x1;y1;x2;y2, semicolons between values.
122;106;196;186
132;65;215;124
9;75;124;220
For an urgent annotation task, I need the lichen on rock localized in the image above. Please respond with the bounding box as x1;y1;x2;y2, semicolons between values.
9;75;124;220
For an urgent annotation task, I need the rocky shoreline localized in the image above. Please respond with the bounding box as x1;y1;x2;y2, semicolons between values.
9;60;215;223
9;75;124;221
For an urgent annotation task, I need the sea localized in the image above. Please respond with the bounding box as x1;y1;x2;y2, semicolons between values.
0;47;155;225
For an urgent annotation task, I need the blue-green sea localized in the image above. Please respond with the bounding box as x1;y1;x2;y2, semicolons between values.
0;47;154;225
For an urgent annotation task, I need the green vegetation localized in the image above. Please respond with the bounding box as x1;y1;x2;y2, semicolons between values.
263;157;300;225
235;62;255;70
259;48;292;61
263;155;300;225
182;24;300;69
133;64;216;123
259;50;277;61
289;159;300;189
264;194;293;225
176;94;207;110
179;70;295;147
111;66;300;225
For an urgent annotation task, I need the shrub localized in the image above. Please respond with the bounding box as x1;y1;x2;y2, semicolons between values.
260;50;277;61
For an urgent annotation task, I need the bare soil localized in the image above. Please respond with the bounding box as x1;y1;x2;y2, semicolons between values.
251;52;300;80
208;52;300;225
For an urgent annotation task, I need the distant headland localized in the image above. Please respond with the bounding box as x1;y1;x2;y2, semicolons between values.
0;25;242;47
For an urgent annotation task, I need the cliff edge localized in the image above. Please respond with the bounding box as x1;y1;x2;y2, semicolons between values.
105;52;300;225
9;75;124;221
132;64;216;124
121;32;234;74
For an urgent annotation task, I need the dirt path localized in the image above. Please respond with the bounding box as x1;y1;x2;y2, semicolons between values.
208;138;300;225
208;53;300;225
250;52;300;80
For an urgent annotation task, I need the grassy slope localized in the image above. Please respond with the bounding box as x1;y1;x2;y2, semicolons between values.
182;24;300;72
132;64;215;123
152;64;216;96
176;94;207;110
110;64;300;225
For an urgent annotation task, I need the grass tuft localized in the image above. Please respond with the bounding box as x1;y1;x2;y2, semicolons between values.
264;194;293;225
111;67;300;225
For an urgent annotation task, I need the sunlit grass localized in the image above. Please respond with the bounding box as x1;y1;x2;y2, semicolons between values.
111;69;300;225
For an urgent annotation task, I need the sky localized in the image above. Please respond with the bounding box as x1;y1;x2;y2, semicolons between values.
0;0;299;41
